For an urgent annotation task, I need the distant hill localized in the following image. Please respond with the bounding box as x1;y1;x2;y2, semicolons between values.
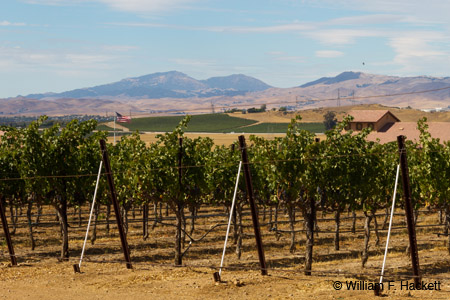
300;71;363;87
3;71;450;116
201;74;271;92
292;71;450;108
23;71;272;100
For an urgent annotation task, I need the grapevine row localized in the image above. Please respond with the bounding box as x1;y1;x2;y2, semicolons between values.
1;115;449;272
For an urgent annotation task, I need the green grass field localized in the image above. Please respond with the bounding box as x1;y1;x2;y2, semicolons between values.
240;122;325;133
121;114;257;133
99;114;325;133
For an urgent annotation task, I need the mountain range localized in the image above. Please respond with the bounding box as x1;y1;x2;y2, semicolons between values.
23;71;272;100
1;71;450;116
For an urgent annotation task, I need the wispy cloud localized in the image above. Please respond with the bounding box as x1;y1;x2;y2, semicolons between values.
107;21;314;33
23;0;201;13
98;0;198;13
305;29;382;45
326;14;407;25
309;0;450;24
0;45;123;73
315;50;344;58
22;0;89;5
0;21;26;26
220;23;313;33
388;32;449;71
101;45;139;52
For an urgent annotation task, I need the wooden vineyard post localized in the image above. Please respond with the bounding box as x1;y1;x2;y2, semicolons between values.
238;135;268;276
305;138;320;276
397;135;421;287
0;197;17;266
99;139;133;269
175;137;183;266
143;204;149;240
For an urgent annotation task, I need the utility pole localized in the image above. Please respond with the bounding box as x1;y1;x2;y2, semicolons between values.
337;89;341;107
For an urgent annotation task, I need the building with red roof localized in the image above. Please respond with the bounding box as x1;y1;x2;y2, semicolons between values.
346;110;450;144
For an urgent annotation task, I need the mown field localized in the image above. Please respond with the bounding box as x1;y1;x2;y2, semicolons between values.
241;122;325;133
120;114;257;133
99;113;325;134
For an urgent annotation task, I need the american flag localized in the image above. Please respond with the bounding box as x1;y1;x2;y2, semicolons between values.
116;112;131;123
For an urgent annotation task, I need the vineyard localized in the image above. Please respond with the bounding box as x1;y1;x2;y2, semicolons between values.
1;115;450;299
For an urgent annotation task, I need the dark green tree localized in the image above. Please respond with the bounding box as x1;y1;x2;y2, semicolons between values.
323;111;337;130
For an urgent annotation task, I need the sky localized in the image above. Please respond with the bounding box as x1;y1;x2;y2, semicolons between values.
1;0;450;98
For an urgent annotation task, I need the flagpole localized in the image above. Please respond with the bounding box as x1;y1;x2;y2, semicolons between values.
114;115;116;145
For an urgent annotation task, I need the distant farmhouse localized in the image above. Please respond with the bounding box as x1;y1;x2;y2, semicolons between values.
346;110;450;144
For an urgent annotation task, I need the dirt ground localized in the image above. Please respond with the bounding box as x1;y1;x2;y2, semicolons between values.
2;206;450;300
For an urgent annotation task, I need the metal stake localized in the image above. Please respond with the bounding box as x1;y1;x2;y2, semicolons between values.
215;161;243;282
74;160;103;273
100;139;132;269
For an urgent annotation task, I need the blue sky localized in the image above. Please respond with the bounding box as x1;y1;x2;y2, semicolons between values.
1;0;450;98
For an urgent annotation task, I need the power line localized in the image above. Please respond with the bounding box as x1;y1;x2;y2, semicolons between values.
125;85;450;116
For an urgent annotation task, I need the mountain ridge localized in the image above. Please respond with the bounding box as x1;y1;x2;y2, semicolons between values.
3;71;450;116
23;71;272;100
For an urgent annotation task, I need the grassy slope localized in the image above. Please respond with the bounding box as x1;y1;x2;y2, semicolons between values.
121;114;257;132
240;122;325;133
99;113;324;133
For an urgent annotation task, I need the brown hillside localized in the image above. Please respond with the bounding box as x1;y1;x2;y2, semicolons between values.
228;104;450;123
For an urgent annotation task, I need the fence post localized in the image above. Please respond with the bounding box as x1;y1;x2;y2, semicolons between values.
397;135;421;287
99;139;133;269
0;197;17;266
238;135;267;276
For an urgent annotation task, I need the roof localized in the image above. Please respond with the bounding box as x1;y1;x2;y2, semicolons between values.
366;122;450;144
347;110;400;123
